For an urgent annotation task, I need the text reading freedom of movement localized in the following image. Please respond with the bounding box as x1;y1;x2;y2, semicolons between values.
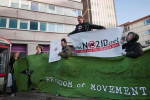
45;77;148;96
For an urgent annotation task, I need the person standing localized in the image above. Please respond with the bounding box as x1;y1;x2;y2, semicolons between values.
9;52;20;96
68;16;106;36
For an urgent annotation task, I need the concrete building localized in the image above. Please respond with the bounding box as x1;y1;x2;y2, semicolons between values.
82;0;117;28
120;15;150;46
0;0;82;55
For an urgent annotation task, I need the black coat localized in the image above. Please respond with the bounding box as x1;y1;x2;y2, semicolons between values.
122;33;143;58
68;22;105;35
122;42;143;58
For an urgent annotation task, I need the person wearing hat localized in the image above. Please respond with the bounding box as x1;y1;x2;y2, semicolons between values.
122;32;143;58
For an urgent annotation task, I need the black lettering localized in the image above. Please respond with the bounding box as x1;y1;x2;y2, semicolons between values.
82;42;88;49
96;41;100;48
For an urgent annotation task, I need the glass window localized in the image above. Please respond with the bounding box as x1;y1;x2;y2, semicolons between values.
9;18;17;28
30;21;38;30
11;0;19;8
64;25;75;33
64;8;75;16
31;2;39;11
39;3;47;12
48;5;55;13
47;23;55;32
76;10;82;16
21;0;29;10
145;29;150;34
0;0;9;6
20;20;28;30
55;6;64;15
56;24;64;33
0;17;7;28
144;19;150;25
40;22;47;32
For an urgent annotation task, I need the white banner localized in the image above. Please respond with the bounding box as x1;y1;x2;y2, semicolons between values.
49;40;62;62
69;28;123;57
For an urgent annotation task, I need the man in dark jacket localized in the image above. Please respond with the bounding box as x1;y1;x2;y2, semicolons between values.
122;32;143;58
68;16;105;36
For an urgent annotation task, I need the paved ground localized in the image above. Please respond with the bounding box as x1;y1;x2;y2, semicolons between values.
0;92;99;100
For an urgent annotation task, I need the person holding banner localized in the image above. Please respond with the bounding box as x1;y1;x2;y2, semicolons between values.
68;16;105;36
122;32;143;58
58;38;72;58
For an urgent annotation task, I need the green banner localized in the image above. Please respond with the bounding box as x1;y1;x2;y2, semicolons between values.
14;49;150;99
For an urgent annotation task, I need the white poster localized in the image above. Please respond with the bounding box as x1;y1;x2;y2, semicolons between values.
49;40;62;62
69;28;123;57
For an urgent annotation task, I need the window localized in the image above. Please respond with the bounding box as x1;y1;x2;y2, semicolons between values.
39;3;47;12
0;0;9;6
20;20;28;30
11;0;19;8
47;23;56;32
56;24;64;33
145;40;150;45
64;8;77;16
144;19;150;25
9;18;17;29
56;6;64;15
31;2;39;11
0;17;7;28
48;5;55;13
64;8;73;16
77;10;82;16
64;25;75;33
21;0;30;10
40;22;47;32
124;26;130;32
30;21;38;30
145;29;150;34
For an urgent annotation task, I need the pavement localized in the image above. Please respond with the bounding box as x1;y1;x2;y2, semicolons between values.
0;92;99;100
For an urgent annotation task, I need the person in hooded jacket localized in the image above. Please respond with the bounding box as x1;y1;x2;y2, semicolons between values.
122;32;143;58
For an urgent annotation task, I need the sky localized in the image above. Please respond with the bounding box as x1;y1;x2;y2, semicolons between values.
115;0;150;25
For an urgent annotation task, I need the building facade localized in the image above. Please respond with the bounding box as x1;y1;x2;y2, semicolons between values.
82;0;117;28
120;15;150;46
0;0;82;55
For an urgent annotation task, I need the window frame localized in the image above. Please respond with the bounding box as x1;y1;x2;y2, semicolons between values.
20;0;30;10
18;19;29;30
40;22;47;32
47;23;56;32
31;1;39;11
56;24;64;33
10;0;20;8
39;3;48;13
0;17;7;28
0;0;10;7
8;18;18;29
144;19;150;25
30;21;39;31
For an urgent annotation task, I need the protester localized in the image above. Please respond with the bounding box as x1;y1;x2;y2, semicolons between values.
122;32;143;58
36;45;44;54
59;38;72;58
68;16;106;36
9;52;20;96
